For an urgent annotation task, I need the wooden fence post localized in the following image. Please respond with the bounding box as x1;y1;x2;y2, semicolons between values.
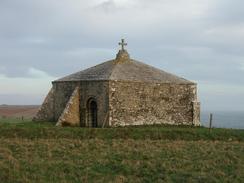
209;113;213;132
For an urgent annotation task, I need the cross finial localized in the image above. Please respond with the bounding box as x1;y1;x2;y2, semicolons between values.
118;39;127;50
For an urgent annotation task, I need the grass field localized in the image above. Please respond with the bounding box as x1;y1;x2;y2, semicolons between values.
0;121;243;183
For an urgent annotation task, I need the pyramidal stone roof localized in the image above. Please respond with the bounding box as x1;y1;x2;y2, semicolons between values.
55;45;194;84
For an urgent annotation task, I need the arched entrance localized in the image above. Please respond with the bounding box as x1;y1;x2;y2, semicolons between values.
87;98;98;127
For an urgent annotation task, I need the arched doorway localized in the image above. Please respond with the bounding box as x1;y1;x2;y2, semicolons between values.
87;98;98;127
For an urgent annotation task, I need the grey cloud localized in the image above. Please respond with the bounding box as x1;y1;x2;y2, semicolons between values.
0;0;243;109
207;0;244;25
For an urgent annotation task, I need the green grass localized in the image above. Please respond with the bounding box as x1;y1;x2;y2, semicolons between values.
0;121;243;141
0;121;244;183
0;117;32;123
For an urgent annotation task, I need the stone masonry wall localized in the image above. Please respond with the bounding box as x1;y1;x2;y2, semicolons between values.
33;87;55;122
56;87;80;127
39;81;109;127
193;101;201;126
79;81;109;127
109;81;198;126
52;81;78;121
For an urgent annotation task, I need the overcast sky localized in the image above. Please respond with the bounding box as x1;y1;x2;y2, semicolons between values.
0;0;244;111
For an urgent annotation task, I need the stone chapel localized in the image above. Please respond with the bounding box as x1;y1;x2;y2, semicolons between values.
34;39;200;127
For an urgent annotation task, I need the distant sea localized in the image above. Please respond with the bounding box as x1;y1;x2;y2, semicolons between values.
201;111;244;129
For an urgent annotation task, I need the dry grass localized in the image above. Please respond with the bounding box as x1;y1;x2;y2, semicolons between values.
0;138;243;183
0;122;243;182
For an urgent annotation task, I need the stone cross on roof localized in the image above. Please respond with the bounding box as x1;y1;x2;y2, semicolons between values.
118;39;127;50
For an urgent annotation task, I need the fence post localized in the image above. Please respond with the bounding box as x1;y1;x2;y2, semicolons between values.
209;113;213;132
